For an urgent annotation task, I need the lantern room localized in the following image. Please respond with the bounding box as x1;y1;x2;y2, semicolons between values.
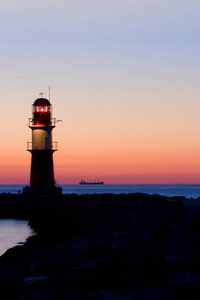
32;98;52;126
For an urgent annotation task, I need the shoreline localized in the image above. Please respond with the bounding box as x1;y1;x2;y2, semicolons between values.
0;183;199;200
0;193;200;299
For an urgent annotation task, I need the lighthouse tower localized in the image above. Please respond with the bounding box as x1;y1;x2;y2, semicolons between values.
23;96;62;195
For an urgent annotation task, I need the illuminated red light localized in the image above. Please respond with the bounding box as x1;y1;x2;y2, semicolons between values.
40;108;44;112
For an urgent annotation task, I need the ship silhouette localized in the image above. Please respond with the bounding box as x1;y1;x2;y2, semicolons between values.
79;179;104;185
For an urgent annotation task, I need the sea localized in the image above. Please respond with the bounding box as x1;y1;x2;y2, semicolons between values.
0;219;34;256
0;184;200;199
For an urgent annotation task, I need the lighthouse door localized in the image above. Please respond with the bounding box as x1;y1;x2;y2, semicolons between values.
45;136;51;149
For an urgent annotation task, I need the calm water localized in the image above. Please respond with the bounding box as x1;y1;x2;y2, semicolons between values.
0;219;34;256
0;184;200;199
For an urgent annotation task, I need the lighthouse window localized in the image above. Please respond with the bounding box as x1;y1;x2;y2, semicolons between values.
43;106;48;112
34;106;41;112
34;106;51;113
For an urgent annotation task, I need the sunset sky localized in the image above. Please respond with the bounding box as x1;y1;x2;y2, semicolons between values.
0;0;199;184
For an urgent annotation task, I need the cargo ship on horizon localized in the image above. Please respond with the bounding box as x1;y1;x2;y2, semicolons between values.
79;179;104;185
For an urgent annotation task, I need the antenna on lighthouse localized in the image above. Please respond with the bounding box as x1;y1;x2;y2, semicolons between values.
49;86;51;103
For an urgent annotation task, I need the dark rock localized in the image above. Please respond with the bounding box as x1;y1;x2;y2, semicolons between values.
122;287;176;300
88;290;121;299
0;193;200;299
169;271;200;284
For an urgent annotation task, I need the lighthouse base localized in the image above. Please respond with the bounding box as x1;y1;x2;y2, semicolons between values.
30;150;56;188
24;150;62;196
23;185;62;196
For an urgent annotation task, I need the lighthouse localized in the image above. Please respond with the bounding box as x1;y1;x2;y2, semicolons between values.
23;95;62;195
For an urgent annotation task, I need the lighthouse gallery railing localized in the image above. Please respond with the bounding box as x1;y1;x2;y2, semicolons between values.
27;142;58;151
28;118;57;127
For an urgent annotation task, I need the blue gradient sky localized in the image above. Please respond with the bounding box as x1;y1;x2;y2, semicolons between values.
0;0;199;183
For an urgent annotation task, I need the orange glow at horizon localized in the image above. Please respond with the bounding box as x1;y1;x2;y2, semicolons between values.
0;112;199;184
0;142;199;184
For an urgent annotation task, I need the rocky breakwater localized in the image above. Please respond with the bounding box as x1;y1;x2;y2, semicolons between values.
0;193;200;299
